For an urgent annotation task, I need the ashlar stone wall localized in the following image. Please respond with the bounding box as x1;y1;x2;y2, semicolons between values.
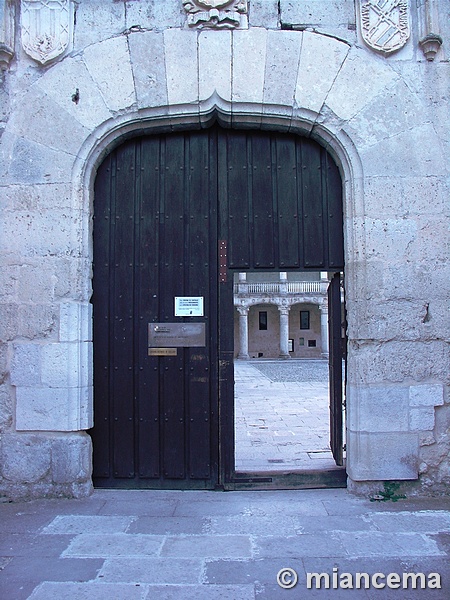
0;0;448;499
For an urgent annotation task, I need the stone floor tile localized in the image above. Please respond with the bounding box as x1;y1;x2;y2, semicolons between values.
97;498;178;517
28;582;148;600
41;515;134;534
145;584;256;599
253;533;347;558
98;557;202;584
128;516;208;535
0;533;74;557
0;556;103;600
206;514;298;536
255;582;370;598
0;511;56;534
247;499;329;517
369;511;450;533
292;515;377;533
173;500;251;517
62;533;164;558
161;534;252;558
204;558;305;585
338;531;445;557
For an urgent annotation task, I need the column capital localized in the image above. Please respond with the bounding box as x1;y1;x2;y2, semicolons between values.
236;305;249;316
277;304;291;316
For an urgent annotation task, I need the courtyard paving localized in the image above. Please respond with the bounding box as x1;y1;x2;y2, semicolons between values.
235;359;339;472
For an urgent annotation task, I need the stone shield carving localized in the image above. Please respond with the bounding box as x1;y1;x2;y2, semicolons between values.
183;0;248;29
360;0;410;54
21;0;72;64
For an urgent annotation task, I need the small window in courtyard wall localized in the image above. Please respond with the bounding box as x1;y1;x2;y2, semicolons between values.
300;310;310;330
259;311;268;330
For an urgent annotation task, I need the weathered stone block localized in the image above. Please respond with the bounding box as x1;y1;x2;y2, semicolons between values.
0;264;18;300
347;341;450;385
126;0;185;30
1;182;73;211
7;87;89;157
16;385;93;431
0;433;51;483
41;342;91;388
364;176;448;219
6;134;75;185
51;433;92;484
409;384;444;407
59;302;92;343
83;37;136;112
0;304;18;341
295;31;349;116
2;211;81;259
280;0;356;28
0;385;13;431
0;343;8;384
17;264;56;302
346;79;428;150
10;342;41;386
199;30;232;103
347;431;419;480
347;385;409;433
129;32;168;109
249;0;279;28
164;29;199;107
74;0;125;50
410;407;436;432
326;47;398;122
232;28;267;105
349;298;440;342
18;304;58;340
263;30;301;108
360;123;446;178
36;56;112;131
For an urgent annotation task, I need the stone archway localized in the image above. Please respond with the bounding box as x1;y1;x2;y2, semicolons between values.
3;26;443;497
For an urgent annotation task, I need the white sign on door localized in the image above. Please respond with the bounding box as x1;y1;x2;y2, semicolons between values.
174;296;204;317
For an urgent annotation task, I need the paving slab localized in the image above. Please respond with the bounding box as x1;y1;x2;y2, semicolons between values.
98;557;202;584
62;533;164;558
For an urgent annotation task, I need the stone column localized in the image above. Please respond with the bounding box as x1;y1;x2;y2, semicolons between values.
278;305;291;359
319;303;329;359
236;306;250;359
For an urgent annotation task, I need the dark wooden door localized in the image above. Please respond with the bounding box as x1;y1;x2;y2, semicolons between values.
328;272;344;466
91;126;344;489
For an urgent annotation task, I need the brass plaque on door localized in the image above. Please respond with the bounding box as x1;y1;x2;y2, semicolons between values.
148;323;206;348
148;348;178;356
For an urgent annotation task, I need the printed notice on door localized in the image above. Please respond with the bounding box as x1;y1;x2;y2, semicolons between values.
175;296;204;317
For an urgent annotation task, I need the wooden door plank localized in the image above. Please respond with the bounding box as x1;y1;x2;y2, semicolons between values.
136;136;162;478
301;139;325;268
226;131;251;268
111;141;136;478
161;134;186;479
276;135;300;268
251;133;275;268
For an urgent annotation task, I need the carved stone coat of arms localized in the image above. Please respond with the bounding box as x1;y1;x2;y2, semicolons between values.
183;0;248;29
360;0;410;54
21;0;72;65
